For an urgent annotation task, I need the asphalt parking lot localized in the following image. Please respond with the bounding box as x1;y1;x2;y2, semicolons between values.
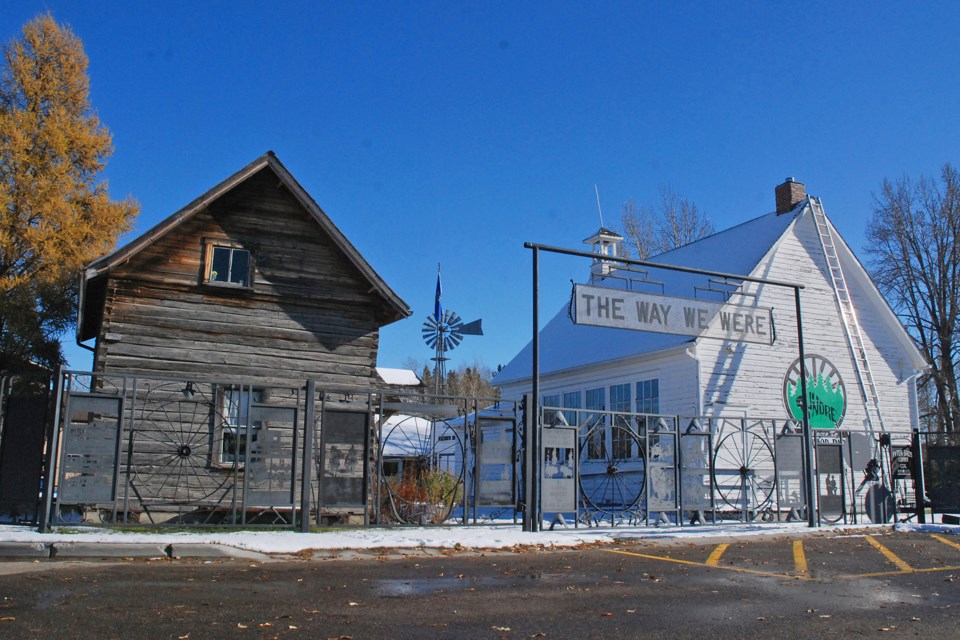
0;529;958;639
609;530;960;581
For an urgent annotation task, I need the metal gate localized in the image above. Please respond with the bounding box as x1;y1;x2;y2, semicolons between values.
913;430;960;520
0;374;52;525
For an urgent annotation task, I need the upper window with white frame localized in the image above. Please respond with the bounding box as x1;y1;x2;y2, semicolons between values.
204;244;252;288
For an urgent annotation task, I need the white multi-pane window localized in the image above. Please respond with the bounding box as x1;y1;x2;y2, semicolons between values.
585;387;606;459
636;379;660;414
610;383;632;459
562;390;581;427
542;393;561;425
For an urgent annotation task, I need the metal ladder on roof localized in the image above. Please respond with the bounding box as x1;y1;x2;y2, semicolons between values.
809;197;886;436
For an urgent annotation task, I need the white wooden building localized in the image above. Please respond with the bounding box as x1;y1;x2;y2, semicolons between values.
495;179;928;440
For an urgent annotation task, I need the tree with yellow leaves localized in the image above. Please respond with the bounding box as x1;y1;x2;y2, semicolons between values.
0;14;138;371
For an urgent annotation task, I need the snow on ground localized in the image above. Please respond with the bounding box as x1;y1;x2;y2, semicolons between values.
0;521;955;556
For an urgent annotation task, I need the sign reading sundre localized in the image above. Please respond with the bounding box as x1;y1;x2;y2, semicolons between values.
783;354;846;429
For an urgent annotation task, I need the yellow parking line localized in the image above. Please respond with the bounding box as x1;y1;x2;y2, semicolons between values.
604;549;809;580
931;534;960;553
865;535;914;572
705;543;729;567
835;565;960;580
792;540;808;576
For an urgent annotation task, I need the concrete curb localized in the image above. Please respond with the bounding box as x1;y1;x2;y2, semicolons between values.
0;541;272;561
52;542;169;558
0;542;51;558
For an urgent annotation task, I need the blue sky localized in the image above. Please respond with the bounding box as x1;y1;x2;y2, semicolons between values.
5;2;960;375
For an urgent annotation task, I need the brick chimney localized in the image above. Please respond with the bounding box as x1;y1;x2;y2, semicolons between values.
775;177;806;214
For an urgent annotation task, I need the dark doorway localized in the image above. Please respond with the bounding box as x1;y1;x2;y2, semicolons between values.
0;388;50;524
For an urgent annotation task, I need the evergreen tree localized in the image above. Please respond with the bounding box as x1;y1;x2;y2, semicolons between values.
0;14;138;370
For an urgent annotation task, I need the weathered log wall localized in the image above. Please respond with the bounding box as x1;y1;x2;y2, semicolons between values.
94;168;389;388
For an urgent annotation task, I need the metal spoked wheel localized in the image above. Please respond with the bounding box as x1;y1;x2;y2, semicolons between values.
132;387;233;506
380;416;465;524
712;430;776;516
578;420;646;524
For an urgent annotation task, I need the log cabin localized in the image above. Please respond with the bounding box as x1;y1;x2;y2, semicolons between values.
66;153;412;521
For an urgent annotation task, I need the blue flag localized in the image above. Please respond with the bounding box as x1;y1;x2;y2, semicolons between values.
434;265;442;321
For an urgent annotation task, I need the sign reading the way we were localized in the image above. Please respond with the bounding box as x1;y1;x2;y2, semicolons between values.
571;284;775;345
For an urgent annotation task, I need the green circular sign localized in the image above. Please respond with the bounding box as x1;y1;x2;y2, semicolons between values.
783;354;846;429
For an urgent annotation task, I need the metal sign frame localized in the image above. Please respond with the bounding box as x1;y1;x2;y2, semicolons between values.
524;242;815;531
571;283;775;345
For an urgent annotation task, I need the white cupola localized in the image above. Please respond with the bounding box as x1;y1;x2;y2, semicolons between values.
583;226;624;280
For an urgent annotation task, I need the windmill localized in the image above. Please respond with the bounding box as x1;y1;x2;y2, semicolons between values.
422;266;483;394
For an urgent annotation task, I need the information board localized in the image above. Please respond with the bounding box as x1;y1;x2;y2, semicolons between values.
541;427;577;512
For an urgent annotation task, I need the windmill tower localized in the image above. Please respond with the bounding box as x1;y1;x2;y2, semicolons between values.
421;266;483;394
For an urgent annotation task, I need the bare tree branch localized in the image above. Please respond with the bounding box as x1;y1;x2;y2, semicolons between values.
866;164;960;434
619;185;714;259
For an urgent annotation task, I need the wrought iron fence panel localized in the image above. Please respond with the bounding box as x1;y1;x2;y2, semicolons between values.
50;372;305;528
557;405;657;526
707;417;777;522
645;416;680;526
773;422;806;521
679;418;715;524
373;391;516;526
469;403;521;524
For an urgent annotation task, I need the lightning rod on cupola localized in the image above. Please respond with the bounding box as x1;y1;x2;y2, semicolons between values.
421;264;483;394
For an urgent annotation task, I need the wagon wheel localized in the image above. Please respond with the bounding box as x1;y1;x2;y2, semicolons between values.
712;430;776;515
578;419;646;523
132;393;232;506
381;416;464;524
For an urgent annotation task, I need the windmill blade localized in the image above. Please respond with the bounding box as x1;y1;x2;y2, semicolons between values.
460;319;483;336
444;309;463;330
422;315;442;349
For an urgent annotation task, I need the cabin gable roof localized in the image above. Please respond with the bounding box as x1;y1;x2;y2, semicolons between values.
79;152;411;341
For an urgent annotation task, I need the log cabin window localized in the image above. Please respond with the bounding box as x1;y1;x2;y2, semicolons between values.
218;387;264;466
204;244;252;288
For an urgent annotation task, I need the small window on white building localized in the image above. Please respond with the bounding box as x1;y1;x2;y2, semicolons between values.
610;383;633;460
542;393;561;425
636;379;660;414
562;391;581;426
585;387;606;460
